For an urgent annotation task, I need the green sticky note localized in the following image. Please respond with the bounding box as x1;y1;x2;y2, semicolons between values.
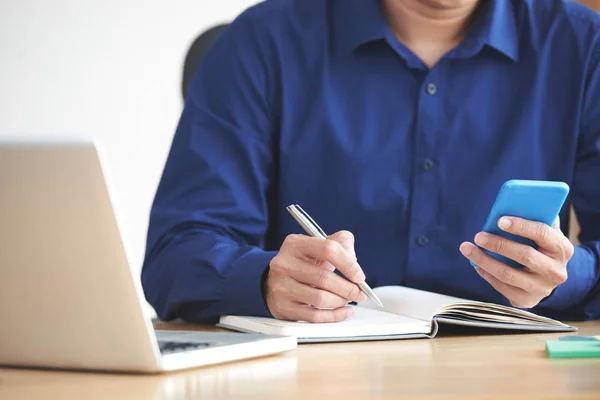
546;340;600;359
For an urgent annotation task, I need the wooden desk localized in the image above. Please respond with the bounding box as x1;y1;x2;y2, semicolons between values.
1;321;599;400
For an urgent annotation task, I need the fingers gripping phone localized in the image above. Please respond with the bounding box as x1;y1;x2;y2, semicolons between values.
473;180;570;269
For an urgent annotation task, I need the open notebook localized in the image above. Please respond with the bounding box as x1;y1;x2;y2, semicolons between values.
217;286;577;343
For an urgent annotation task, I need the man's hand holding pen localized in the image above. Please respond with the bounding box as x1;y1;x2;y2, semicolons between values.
265;230;367;323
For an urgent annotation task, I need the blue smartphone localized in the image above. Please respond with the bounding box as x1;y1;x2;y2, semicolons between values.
472;179;570;269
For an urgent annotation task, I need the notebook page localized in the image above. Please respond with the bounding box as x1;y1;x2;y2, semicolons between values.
359;286;572;330
361;286;467;321
435;310;555;326
219;306;432;339
436;302;569;326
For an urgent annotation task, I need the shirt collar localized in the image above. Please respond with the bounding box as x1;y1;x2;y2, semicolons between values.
474;0;519;61
336;0;389;52
337;0;519;61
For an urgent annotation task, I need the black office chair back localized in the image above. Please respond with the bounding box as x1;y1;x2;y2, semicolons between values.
182;24;229;100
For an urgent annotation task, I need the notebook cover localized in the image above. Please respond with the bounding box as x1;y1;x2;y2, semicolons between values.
216;319;439;344
434;317;578;332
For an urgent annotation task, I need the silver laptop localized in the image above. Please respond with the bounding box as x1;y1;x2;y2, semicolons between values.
0;139;296;373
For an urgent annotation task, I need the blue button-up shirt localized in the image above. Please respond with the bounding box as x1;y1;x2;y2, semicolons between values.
142;0;600;322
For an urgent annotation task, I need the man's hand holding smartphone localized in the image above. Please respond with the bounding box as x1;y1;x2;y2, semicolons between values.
460;215;574;309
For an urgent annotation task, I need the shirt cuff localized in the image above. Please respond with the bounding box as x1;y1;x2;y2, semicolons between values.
536;245;596;310
222;248;278;317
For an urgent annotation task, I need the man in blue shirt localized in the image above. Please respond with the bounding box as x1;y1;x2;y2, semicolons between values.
142;0;600;323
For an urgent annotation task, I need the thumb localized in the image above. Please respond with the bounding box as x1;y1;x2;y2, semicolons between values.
328;230;356;259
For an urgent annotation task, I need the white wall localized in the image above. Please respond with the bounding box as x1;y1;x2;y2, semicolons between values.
0;0;259;313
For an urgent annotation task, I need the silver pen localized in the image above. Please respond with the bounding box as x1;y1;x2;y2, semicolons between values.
286;204;384;309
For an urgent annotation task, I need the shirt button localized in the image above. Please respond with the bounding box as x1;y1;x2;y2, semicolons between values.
422;159;435;171
416;236;429;246
426;83;437;95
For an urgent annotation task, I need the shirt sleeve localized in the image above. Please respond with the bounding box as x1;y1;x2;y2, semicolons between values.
141;9;279;323
535;40;600;321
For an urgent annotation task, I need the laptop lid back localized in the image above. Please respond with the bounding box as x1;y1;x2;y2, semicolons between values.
0;140;160;372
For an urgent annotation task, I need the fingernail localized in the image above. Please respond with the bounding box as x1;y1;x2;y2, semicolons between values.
460;243;472;256
346;307;355;318
358;292;367;302
475;233;488;246
499;217;512;230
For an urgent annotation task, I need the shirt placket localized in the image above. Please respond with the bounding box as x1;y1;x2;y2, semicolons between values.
406;67;443;281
